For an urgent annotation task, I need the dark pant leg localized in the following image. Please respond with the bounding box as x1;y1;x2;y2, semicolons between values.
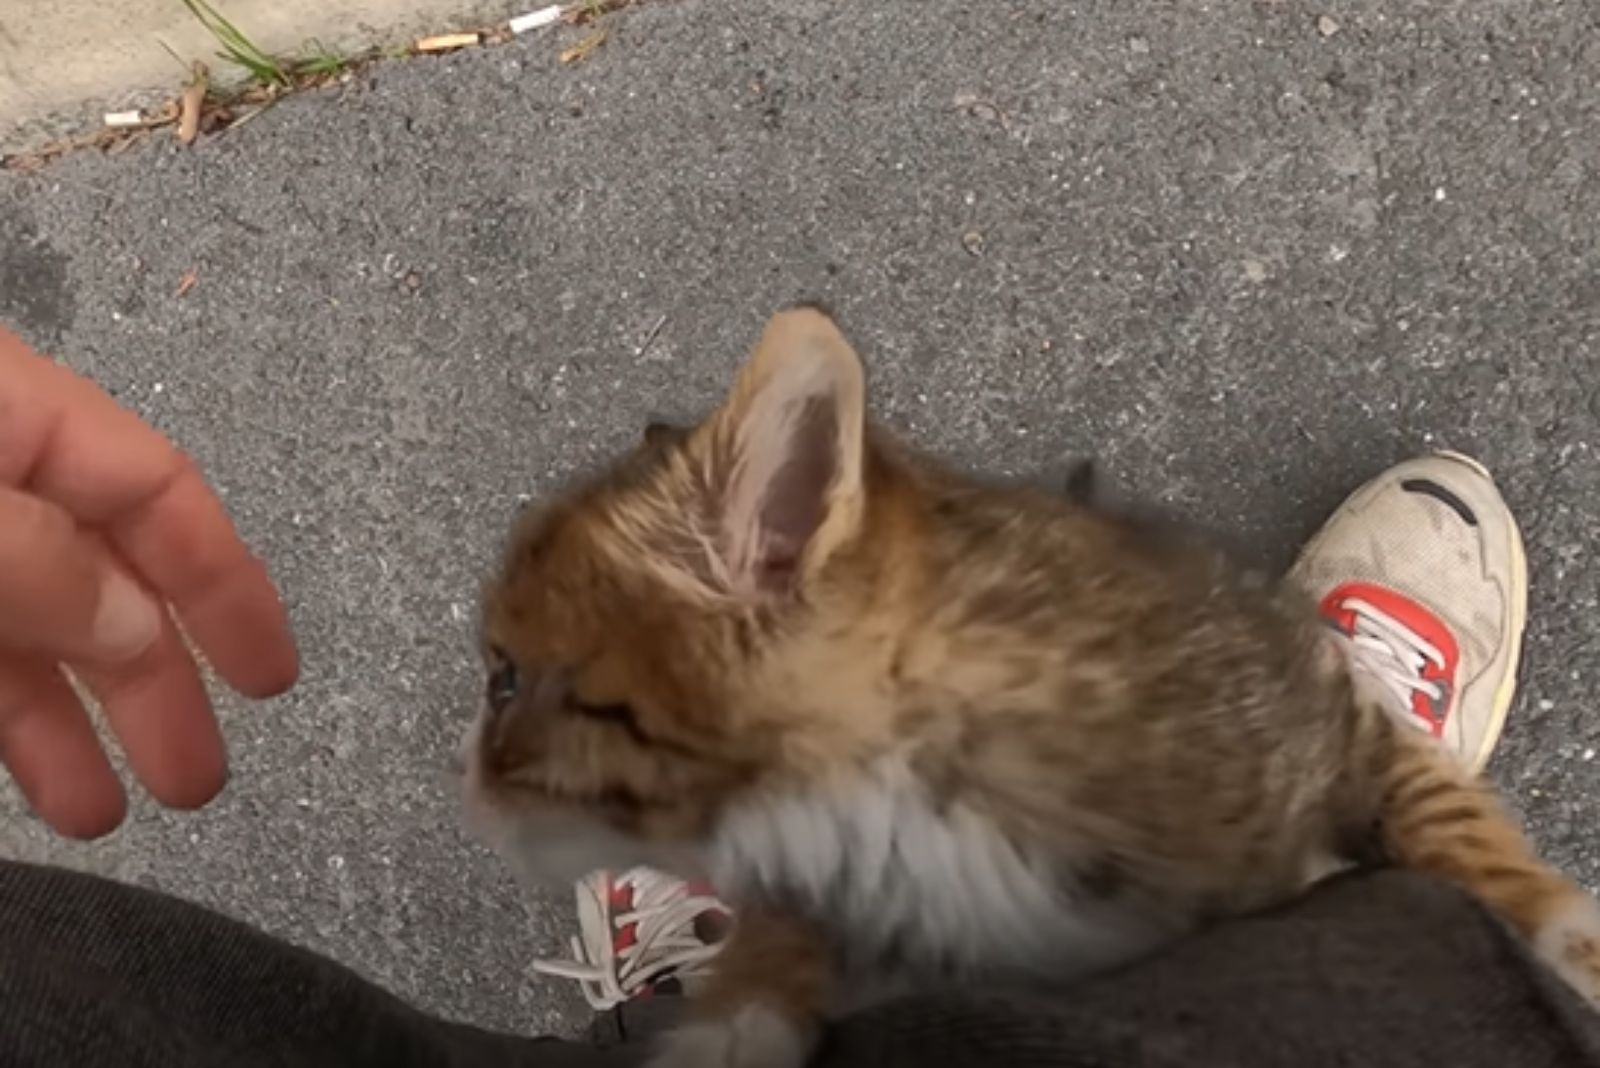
0;859;640;1068
5;860;1597;1068
816;871;1600;1068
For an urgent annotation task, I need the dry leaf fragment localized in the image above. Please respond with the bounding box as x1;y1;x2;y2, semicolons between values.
200;105;236;135
176;270;199;298
416;32;482;53
178;62;209;146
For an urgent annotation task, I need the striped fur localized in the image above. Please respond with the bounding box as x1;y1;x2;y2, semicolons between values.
463;308;1599;1068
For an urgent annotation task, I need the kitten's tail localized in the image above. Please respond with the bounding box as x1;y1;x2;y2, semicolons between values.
1358;697;1600;1009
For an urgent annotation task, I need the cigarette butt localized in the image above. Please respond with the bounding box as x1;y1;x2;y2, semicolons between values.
105;110;144;128
509;5;564;33
415;32;482;53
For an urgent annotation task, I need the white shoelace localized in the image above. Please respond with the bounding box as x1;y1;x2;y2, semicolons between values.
1338;596;1447;730
531;868;730;1011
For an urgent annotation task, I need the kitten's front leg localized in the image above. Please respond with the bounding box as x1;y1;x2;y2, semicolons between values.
647;907;831;1068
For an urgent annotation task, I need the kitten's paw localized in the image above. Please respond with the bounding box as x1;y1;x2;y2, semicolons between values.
646;1004;814;1068
1535;894;1600;1011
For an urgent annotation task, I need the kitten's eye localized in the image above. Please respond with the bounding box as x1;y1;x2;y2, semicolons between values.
486;648;518;713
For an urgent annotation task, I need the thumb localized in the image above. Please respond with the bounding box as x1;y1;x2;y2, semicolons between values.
0;486;162;665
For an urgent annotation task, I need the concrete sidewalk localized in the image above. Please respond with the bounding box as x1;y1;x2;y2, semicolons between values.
0;0;511;151
1;0;1598;1038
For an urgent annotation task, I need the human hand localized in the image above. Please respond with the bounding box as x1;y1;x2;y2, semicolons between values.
0;326;298;838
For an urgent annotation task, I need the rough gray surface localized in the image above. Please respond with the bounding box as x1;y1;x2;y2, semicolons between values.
0;0;518;153
1;0;1598;1038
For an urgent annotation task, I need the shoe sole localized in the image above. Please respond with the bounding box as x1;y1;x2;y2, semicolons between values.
1292;451;1528;774
1433;450;1528;775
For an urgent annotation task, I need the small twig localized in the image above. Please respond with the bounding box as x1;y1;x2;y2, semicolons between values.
560;23;610;63
634;313;668;358
106;131;148;158
225;105;271;132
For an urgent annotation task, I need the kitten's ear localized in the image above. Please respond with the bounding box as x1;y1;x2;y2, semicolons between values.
698;307;867;596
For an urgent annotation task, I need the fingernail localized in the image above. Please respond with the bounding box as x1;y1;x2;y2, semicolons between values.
92;568;162;662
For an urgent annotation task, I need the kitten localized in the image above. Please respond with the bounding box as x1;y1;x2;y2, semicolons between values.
461;307;1600;1068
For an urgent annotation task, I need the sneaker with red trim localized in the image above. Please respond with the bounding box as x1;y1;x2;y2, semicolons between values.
532;868;733;1011
1289;452;1528;773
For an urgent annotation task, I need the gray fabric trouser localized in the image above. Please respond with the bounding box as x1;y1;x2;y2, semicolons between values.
2;859;1597;1067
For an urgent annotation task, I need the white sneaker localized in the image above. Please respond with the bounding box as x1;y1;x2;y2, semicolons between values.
1289;452;1529;773
532;868;732;1011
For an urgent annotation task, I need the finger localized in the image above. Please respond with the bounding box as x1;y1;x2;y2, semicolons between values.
0;332;298;698
71;601;227;812
111;459;298;697
0;651;126;839
0;486;162;665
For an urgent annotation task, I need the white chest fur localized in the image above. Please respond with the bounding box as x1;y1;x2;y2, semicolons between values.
707;760;1167;994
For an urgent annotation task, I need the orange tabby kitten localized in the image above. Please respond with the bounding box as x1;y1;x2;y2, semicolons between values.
462;307;1600;1068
